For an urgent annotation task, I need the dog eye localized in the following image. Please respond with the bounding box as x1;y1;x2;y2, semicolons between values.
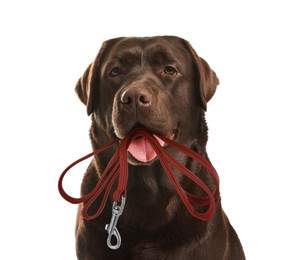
109;67;122;77
163;66;177;76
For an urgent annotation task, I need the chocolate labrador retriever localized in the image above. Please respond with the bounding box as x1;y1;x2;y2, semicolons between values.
74;36;245;259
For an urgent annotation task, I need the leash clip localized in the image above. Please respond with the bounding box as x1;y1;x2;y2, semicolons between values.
105;195;126;250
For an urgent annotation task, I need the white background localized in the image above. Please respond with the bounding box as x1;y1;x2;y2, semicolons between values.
1;0;307;259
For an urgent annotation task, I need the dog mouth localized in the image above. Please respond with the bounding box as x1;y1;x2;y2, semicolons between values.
127;132;175;163
116;127;176;164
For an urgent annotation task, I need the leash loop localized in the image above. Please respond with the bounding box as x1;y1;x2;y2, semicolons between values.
105;195;126;250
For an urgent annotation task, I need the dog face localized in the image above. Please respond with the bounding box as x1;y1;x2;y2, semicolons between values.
75;36;219;164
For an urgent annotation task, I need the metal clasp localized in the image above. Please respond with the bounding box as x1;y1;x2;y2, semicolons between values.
105;195;126;250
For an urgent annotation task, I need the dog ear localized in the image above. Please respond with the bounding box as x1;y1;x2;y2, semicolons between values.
75;63;92;109
75;38;124;115
75;56;101;116
183;40;219;110
198;58;219;108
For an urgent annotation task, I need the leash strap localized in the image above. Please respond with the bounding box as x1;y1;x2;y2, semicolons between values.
58;128;219;227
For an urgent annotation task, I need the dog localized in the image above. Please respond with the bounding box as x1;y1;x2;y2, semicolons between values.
74;36;245;259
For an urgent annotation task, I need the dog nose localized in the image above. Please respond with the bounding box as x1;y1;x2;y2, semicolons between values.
120;87;152;107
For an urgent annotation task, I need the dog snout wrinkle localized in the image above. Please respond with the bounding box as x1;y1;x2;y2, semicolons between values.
121;87;152;107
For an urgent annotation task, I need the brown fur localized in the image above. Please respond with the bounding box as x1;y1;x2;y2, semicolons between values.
74;36;245;259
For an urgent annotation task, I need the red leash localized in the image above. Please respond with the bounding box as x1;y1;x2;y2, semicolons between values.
58;128;219;248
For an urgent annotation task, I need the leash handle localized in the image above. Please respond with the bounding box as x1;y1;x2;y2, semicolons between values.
136;130;219;221
58;139;121;220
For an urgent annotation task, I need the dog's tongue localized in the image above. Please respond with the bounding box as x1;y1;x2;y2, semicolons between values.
127;135;165;162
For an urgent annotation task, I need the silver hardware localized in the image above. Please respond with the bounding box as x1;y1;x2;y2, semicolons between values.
105;195;126;250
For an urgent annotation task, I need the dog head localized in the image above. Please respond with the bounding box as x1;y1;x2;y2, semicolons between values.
75;36;219;164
